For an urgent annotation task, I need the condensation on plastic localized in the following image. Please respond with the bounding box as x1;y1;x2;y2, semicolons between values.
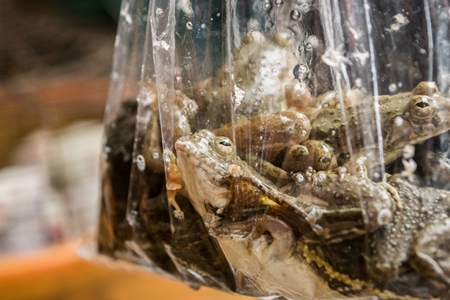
99;0;450;299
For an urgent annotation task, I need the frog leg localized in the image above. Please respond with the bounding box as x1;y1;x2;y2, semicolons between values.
246;153;293;186
379;173;402;209
167;190;184;220
165;150;184;220
346;160;402;209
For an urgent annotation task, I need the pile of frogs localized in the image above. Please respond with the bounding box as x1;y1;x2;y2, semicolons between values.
101;33;450;299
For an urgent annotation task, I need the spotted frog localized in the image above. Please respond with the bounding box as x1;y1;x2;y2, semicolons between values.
367;172;450;296
310;82;450;176
174;130;395;243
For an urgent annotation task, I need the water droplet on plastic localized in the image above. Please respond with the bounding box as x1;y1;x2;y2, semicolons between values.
186;21;193;30
295;173;305;183
152;152;160;160
395;116;404;126
156;8;163;15
293;64;309;80
305;43;313;52
290;9;301;20
388;83;397;93
263;0;272;10
275;0;284;6
136;154;146;171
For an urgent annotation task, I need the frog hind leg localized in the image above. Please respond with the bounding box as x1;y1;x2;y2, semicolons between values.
412;218;450;287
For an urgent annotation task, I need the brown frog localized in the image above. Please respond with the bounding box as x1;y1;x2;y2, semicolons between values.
309;82;450;179
280;139;338;173
213;110;311;162
174;130;395;244
367;172;450;294
279;168;395;243
194;32;304;129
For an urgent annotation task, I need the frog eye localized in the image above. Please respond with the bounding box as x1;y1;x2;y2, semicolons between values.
213;137;235;156
408;96;434;120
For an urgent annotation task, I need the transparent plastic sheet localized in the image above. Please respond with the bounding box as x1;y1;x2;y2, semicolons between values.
99;0;450;299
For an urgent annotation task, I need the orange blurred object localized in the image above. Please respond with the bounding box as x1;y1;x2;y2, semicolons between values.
0;240;256;300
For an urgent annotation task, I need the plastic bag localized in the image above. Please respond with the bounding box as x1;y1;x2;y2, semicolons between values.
99;0;450;298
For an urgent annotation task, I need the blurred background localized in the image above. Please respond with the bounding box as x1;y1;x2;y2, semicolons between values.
0;1;252;299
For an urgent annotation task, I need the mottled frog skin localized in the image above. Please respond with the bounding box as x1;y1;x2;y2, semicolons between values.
368;173;450;290
310;82;450;175
280;169;395;243
174;130;394;243
213;110;311;162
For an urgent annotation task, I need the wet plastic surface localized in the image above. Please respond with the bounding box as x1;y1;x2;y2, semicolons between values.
98;1;450;299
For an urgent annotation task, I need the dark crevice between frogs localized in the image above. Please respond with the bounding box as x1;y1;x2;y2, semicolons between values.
98;99;177;274
139;190;237;292
98;100;137;256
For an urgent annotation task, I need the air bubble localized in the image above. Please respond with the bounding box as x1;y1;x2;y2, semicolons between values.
293;64;309;80
263;0;272;10
388;83;397;93
355;78;362;88
305;43;313;52
186;21;193;30
136;154;146;171
152;152;160;160
275;0;284;6
295;173;305;183
156;8;163;15
290;9;301;20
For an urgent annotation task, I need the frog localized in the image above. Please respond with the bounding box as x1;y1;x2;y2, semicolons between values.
175;130;386;296
279;167;395;243
367;171;450;296
174;130;395;244
194;31;305;129
305;87;365;120
213;109;311;163
279;139;338;173
309;81;450;179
